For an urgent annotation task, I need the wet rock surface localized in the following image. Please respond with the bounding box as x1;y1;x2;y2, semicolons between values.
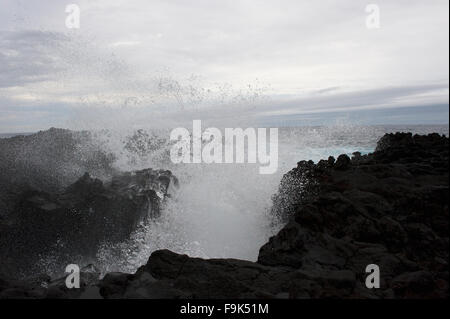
0;128;116;195
0;132;448;298
257;132;448;298
0;168;178;278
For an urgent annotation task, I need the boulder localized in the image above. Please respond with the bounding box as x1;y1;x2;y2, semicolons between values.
0;168;178;277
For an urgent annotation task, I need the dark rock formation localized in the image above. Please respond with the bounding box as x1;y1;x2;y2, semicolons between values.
0;128;177;278
0;128;116;195
0;132;448;298
257;132;448;298
0;168;178;278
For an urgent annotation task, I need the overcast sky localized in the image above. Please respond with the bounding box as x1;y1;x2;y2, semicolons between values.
0;0;448;132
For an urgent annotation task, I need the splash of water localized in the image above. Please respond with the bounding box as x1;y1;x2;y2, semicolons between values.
30;33;448;276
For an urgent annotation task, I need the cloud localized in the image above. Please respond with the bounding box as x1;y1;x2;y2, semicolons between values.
0;30;69;88
258;84;450;116
0;0;448;132
110;41;142;47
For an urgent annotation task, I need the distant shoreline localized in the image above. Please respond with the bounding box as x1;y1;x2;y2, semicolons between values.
0;132;35;138
0;124;448;139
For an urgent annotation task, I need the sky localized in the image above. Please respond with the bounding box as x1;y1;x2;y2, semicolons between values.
0;0;448;132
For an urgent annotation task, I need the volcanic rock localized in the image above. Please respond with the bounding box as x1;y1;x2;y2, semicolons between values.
0;132;448;299
0;168;178;277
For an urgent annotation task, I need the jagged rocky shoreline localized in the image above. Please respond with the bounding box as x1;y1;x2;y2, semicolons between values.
0;128;177;277
0;168;178;277
0;132;448;298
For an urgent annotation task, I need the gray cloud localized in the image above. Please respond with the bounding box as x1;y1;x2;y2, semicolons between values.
258;84;450;115
0;30;69;88
0;0;448;132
